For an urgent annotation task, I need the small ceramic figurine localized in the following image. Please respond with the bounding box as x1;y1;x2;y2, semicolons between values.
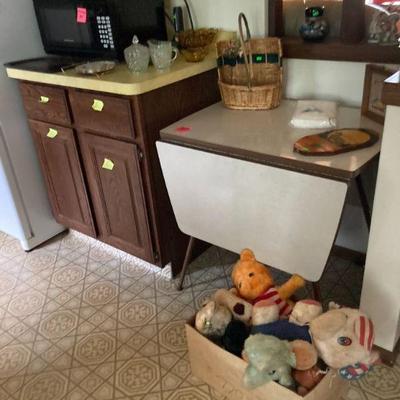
368;8;400;45
299;7;329;42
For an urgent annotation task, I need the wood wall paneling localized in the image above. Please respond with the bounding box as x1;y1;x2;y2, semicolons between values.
274;0;400;63
340;0;365;44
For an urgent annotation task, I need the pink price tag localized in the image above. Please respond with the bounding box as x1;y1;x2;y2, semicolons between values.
175;126;192;135
77;7;87;24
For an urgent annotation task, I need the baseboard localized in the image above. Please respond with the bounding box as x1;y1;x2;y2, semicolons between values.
375;338;400;367
332;245;366;265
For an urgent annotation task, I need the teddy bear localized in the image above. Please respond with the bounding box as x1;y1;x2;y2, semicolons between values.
232;249;306;318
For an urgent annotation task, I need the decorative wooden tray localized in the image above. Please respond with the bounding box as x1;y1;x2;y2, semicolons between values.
294;129;379;156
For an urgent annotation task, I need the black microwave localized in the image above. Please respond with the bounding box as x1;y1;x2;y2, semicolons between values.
33;0;167;60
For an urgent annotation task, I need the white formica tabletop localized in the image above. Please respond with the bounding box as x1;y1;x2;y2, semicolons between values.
161;100;383;181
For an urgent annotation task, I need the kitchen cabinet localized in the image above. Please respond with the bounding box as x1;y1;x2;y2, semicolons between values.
79;133;152;261
16;69;220;274
20;82;71;125
69;90;135;140
28;120;95;237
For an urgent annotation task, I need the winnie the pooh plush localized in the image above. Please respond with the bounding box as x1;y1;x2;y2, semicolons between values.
232;249;305;318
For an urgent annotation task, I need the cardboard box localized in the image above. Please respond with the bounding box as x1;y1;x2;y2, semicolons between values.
186;320;349;400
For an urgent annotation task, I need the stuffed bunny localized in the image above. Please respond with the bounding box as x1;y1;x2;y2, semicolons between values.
309;307;380;380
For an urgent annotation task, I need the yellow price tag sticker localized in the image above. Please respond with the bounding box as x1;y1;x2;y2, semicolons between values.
40;96;49;104
92;99;104;112
47;128;58;139
102;158;114;171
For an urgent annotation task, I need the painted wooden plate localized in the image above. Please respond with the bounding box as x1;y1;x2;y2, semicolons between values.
294;128;379;156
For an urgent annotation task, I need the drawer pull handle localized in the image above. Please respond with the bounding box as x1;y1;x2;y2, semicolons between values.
39;96;50;104
47;128;58;139
102;158;114;171
92;99;104;112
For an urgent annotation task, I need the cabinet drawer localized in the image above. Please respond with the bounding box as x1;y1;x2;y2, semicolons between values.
20;83;71;125
69;90;135;140
29;120;96;237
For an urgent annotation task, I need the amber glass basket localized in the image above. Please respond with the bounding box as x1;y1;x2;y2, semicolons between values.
177;28;218;62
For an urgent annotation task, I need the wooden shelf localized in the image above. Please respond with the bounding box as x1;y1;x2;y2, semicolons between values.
282;37;400;64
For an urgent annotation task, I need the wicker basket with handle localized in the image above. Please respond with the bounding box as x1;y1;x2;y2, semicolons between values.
217;13;283;110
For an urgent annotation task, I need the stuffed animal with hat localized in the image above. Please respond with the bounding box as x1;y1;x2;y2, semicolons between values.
309;306;380;380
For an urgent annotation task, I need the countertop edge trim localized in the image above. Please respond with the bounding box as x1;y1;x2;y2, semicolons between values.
6;60;217;96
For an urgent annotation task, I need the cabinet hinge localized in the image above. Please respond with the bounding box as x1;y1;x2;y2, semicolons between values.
153;251;160;262
138;149;144;161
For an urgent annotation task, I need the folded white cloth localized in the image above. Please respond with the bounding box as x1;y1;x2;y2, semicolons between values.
290;100;337;129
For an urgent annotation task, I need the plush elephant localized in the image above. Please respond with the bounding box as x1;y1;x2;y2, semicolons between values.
243;334;296;389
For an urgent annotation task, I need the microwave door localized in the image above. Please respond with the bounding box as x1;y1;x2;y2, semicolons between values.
37;6;97;55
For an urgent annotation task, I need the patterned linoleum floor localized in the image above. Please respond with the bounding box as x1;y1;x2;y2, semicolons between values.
0;230;398;400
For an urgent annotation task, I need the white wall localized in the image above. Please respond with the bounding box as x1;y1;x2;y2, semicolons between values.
166;0;266;36
284;60;367;107
360;105;400;351
167;0;369;108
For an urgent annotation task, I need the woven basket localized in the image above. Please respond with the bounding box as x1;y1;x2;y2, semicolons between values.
217;13;283;110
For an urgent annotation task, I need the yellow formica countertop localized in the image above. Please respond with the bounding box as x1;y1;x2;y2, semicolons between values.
6;53;218;96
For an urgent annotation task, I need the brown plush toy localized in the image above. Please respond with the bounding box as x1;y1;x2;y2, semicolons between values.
290;340;318;371
290;340;322;396
293;366;325;396
232;249;306;318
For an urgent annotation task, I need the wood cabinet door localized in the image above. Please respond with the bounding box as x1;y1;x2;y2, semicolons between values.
78;133;153;261
29;120;96;236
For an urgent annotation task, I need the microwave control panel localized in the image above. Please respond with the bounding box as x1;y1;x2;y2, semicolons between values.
96;15;115;49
